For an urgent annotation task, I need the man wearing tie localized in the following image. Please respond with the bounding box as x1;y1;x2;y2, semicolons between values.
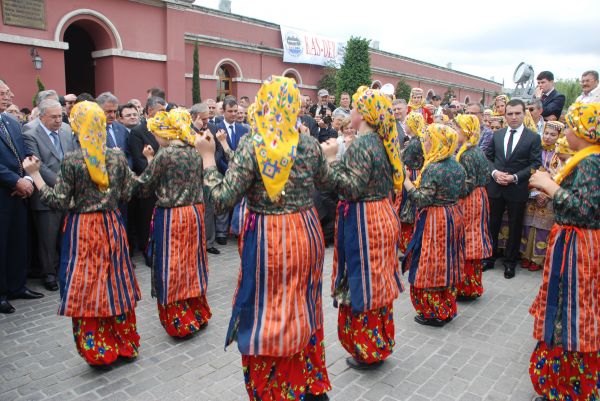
535;71;565;121
214;98;248;245
96;92;132;230
0;80;44;314
206;98;223;125
23;99;77;291
485;99;542;279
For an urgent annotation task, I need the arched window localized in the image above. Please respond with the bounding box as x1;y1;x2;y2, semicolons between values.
217;65;233;101
283;68;302;85
371;80;382;89
426;89;435;101
464;96;471;104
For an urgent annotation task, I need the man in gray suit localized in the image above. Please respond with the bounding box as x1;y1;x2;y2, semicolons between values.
393;99;407;147
24;90;72;136
23;99;77;291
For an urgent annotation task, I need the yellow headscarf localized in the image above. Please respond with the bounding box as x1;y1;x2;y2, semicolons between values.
493;95;509;116
524;110;538;133
69;101;109;192
405;111;426;137
455;114;481;162
555;136;575;156
251;76;301;201
414;123;459;187
147;108;195;146
352;86;404;191
408;88;425;110
554;102;600;184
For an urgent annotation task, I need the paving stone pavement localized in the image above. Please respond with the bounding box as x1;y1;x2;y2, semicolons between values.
0;244;542;401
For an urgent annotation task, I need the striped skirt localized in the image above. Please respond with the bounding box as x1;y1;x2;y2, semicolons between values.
58;211;140;317
150;204;211;337
332;198;403;313
459;186;492;260
226;208;325;357
530;225;600;353
403;205;465;289
150;204;209;306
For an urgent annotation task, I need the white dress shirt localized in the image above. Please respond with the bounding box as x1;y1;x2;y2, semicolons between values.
576;85;600;104
503;124;524;156
492;124;524;184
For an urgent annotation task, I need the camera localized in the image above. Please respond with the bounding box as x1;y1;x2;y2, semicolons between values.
319;107;332;125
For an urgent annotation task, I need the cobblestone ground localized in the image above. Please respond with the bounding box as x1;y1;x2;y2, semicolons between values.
0;244;541;401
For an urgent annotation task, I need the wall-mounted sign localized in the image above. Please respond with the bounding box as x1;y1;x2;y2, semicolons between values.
2;0;46;30
281;25;345;66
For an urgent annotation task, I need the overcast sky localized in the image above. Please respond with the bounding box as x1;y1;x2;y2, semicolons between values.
194;0;600;88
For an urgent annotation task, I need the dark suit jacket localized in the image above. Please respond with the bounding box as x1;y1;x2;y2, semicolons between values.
396;121;406;146
541;89;566;120
485;126;542;202
23;121;78;210
215;120;248;173
128;119;159;175
208;116;223;125
0;113;28;210
299;114;319;140
108;121;131;166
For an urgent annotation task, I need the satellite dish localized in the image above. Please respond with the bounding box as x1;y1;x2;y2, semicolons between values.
512;62;535;100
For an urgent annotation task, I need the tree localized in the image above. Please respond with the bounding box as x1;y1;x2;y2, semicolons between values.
335;37;371;100
317;61;337;95
395;78;411;101
442;87;455;104
555;78;580;111
32;75;46;107
192;41;201;104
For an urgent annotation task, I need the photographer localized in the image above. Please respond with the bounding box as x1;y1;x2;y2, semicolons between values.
315;107;337;143
309;88;336;118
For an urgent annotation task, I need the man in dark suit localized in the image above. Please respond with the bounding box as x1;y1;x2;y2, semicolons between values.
190;102;223;255
0;80;44;313
96;92;131;162
128;97;165;264
535;71;565;121
214;98;248;244
206;98;223;125
485;99;542;279
23;99;77;291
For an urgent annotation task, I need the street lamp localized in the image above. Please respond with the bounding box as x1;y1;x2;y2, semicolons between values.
30;48;43;70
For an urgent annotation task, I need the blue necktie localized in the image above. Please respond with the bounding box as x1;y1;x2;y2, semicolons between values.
106;125;116;148
50;132;63;159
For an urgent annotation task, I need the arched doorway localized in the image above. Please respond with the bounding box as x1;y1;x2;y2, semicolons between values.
59;11;119;97
64;24;95;95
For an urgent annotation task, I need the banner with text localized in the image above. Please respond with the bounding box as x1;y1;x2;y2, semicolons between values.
280;26;346;66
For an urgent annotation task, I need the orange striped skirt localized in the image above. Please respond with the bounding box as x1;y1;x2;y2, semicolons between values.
332;198;403;313
226;208;325;357
402;205;465;288
459;186;492;260
150;204;208;306
530;225;600;352
58;211;141;317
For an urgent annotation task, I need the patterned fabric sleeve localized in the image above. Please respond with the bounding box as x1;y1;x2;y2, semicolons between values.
553;155;600;228
407;167;437;208
313;142;333;191
328;137;372;200
133;149;163;199
204;135;256;214
118;152;139;203
459;151;477;197
39;153;75;210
